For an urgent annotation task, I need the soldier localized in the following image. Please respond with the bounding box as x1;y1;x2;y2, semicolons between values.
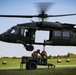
41;50;47;58
32;49;40;58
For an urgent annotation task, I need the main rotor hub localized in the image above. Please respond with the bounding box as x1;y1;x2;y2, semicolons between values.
38;13;48;18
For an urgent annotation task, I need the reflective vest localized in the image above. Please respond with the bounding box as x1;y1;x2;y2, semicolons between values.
32;51;39;55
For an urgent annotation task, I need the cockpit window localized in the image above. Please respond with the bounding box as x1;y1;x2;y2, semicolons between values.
6;26;18;34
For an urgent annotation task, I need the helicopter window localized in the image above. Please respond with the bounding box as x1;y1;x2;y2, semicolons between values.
54;31;61;39
21;28;24;36
11;29;15;33
6;26;18;34
21;28;29;37
62;31;70;39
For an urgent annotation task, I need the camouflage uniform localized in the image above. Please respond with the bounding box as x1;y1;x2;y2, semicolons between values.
41;50;47;58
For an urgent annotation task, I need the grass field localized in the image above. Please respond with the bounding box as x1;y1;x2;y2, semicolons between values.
0;58;76;75
48;58;76;67
0;58;21;69
0;67;76;75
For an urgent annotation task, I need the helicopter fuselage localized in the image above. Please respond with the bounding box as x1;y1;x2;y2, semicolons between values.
0;21;76;51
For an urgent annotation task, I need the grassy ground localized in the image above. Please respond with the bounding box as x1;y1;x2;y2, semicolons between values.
0;58;76;75
48;58;76;67
0;58;76;69
0;67;76;75
0;58;21;69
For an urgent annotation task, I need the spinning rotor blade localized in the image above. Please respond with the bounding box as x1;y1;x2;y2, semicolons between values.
36;2;54;21
0;13;76;18
37;2;53;14
49;13;76;17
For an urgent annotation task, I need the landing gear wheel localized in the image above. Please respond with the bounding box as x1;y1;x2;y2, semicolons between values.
26;45;34;51
28;62;37;70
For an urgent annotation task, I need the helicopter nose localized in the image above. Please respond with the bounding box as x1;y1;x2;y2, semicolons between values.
0;34;5;41
0;34;2;41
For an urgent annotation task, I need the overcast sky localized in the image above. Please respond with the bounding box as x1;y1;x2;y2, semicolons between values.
0;0;76;57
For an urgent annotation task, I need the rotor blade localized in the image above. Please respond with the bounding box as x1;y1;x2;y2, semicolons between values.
37;2;54;14
49;13;76;17
0;15;38;18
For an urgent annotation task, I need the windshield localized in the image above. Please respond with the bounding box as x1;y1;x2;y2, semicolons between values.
6;26;18;34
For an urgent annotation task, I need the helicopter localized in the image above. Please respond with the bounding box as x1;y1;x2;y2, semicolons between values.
0;3;76;51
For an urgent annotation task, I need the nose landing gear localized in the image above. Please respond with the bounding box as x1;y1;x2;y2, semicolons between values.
17;40;34;51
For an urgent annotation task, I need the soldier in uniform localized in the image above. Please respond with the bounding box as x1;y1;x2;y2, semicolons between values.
32;49;40;58
41;50;47;58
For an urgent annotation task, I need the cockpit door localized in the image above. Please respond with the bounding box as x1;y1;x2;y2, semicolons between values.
20;28;35;43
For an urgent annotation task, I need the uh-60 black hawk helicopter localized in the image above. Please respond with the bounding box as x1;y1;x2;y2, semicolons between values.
0;3;76;51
